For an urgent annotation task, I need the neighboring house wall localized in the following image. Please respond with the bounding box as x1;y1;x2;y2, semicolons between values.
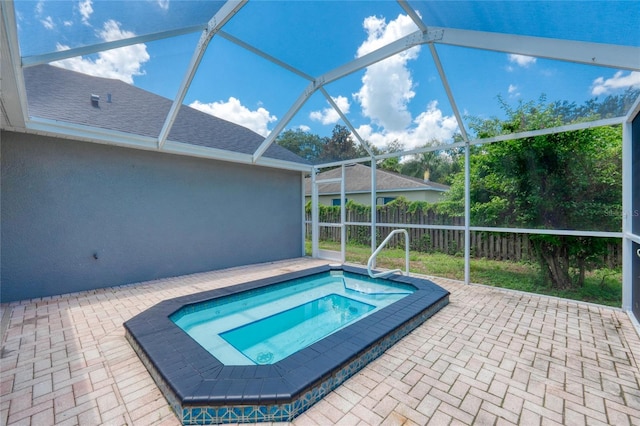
305;164;449;207
1;131;303;302
316;190;446;206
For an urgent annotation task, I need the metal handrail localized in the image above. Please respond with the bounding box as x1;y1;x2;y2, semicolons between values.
367;229;409;278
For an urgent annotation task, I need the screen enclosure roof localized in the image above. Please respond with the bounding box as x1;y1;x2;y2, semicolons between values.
2;0;640;171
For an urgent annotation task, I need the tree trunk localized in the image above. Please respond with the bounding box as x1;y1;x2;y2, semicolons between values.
532;238;575;290
576;257;586;288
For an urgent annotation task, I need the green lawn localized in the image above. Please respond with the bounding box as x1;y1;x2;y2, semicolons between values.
306;241;622;307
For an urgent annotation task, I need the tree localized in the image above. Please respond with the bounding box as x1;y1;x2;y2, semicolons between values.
400;147;462;184
442;96;623;289
551;87;639;122
378;156;401;173
276;129;324;162
276;125;370;164
377;140;404;172
317;124;365;163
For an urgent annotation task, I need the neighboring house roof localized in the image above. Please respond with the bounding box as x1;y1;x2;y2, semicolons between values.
22;65;308;164
305;163;450;195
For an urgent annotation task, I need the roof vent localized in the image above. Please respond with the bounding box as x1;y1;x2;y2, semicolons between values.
91;94;100;107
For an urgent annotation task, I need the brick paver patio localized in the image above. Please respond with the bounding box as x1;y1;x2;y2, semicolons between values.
1;258;639;425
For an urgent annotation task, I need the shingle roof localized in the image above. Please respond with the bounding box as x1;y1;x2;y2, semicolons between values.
305;163;450;195
23;65;308;164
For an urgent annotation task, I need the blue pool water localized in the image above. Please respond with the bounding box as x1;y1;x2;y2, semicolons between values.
172;271;414;365
221;294;375;364
126;264;451;424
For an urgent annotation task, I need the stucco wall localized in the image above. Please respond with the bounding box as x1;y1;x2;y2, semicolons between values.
1;131;303;302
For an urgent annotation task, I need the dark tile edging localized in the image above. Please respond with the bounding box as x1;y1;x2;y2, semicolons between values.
179;296;449;424
124;266;450;425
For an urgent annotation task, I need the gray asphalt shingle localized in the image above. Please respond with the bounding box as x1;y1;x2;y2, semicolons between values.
305;163;450;195
23;64;308;164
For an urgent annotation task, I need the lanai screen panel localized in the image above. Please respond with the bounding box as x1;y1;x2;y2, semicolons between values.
7;0;640;166
16;1;223;58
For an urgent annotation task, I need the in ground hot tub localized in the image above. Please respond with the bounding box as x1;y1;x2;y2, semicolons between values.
124;265;449;425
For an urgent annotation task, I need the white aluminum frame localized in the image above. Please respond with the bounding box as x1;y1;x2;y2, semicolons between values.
158;0;248;150
4;0;639;166
21;25;205;68
311;166;347;263
2;0;640;316
622;96;640;314
1;0;28;128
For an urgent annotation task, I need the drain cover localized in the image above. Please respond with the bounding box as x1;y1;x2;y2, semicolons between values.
256;352;273;364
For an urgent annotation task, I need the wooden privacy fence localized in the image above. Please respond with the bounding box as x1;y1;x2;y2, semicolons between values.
305;208;622;268
305;222;535;261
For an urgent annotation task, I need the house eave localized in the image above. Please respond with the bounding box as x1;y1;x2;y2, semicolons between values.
306;187;448;197
19;117;313;173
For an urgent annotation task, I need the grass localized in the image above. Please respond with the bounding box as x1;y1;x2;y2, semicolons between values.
306;241;622;307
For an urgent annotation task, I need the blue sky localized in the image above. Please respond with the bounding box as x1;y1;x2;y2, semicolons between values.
14;0;640;150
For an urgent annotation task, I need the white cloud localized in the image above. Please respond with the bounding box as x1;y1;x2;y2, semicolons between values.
35;1;44;15
63;20;73;27
508;84;520;98
353;14;420;132
190;97;277;137
310;96;350;125
356;101;458;150
356;14;418;57
298;125;311;132
41;16;55;30
346;14;458;151
78;0;93;25
155;0;170;10
591;71;640;96
508;54;536;68
52;20;150;84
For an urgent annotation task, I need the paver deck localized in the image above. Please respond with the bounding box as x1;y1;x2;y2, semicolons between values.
1;258;639;425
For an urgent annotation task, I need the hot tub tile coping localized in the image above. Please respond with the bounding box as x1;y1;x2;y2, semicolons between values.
124;264;449;424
